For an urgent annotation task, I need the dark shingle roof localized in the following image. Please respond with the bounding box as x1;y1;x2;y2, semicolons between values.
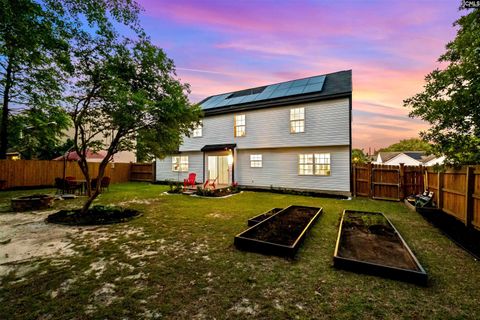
378;151;426;162
199;70;352;115
404;152;426;161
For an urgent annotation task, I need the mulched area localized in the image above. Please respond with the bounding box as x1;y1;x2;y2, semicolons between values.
47;205;141;226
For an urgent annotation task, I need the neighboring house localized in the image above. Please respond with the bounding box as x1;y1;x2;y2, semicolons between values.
53;150;109;163
155;70;352;196
62;127;136;163
373;151;444;166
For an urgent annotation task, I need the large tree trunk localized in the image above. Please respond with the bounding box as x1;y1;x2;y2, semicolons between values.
0;60;12;159
80;156;109;214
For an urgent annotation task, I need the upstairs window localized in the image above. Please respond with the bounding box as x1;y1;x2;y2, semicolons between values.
299;153;331;176
234;114;246;137
172;156;189;172
192;120;203;137
250;154;262;168
290;107;305;133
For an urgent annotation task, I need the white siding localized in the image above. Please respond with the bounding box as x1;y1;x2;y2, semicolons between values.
155;151;203;182
235;146;350;193
384;154;421;166
180;98;350;151
423;156;445;166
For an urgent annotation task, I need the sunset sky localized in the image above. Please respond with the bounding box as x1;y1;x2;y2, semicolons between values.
136;0;462;151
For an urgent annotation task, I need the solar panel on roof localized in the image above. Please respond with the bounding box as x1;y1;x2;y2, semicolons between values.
276;81;293;90
303;81;324;94
241;93;259;103
286;86;304;96
199;74;326;110
291;78;309;87
307;75;325;84
269;88;290;98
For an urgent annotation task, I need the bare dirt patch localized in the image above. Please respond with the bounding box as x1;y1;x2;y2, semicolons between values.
0;210;82;276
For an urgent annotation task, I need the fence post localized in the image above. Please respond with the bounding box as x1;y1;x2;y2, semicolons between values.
465;166;475;227
418;165;423;194
399;163;405;200
352;164;357;197
437;170;443;210
152;161;156;183
368;163;373;197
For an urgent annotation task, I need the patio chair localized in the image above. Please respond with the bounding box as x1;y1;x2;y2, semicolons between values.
55;177;66;194
100;177;111;192
65;179;82;195
55;177;81;195
203;177;217;190
184;173;196;189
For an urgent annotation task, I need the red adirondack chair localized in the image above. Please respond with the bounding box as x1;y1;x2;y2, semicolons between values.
184;173;196;188
203;177;217;190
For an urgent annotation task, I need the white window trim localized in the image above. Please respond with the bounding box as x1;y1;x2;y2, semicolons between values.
250;154;262;168
234;114;246;137
192;120;203;138
290;107;305;134
172;155;189;172
298;153;331;176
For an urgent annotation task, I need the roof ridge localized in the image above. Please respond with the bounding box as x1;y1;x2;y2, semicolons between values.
201;70;351;100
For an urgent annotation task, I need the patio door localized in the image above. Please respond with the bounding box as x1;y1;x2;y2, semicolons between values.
208;156;229;185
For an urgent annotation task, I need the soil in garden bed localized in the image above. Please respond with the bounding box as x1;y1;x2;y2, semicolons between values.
338;212;419;271
248;208;283;225
47;205;141;226
243;206;318;246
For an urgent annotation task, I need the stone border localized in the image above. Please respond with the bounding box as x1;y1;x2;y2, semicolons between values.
161;191;182;196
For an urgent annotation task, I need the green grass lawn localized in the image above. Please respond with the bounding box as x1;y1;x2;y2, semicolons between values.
1;182;479;319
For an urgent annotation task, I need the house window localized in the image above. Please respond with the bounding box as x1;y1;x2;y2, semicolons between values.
234;114;246;137
314;153;331;176
299;153;331;176
298;154;313;175
172;156;188;172
192;120;202;137
250;154;262;168
290;107;305;133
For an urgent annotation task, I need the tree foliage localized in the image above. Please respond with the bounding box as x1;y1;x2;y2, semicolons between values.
70;37;201;213
0;0;141;159
352;148;369;164
404;9;480;165
377;138;433;153
9;105;72;159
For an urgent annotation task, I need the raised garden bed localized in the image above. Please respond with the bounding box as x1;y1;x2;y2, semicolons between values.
247;207;283;226
235;205;322;257
47;205;141;226
333;210;428;285
11;194;54;212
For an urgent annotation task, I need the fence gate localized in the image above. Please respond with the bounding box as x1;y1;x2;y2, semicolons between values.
371;165;401;201
353;164;424;201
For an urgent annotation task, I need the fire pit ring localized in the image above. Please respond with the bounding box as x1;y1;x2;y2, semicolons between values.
11;194;54;212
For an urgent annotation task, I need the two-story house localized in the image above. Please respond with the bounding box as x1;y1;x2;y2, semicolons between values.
155;70;352;196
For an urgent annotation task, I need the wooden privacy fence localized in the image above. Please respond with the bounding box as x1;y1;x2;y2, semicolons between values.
353;163;424;201
129;163;154;182
353;163;480;230
0;160;132;189
425;166;480;229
